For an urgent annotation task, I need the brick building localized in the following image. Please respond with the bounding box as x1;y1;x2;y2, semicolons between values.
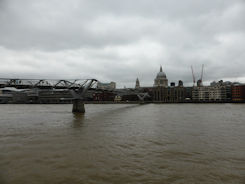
232;85;245;102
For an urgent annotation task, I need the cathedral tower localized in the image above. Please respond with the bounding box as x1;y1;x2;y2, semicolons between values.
135;78;140;89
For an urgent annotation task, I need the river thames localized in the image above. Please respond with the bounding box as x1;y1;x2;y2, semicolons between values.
0;104;245;184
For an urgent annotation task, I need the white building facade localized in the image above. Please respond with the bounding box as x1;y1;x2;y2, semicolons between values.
192;86;229;102
97;82;116;90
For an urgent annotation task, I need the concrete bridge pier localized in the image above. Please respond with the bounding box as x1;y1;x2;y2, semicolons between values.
72;99;85;113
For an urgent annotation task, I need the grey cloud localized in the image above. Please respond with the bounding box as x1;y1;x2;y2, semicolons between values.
0;0;245;87
1;0;244;50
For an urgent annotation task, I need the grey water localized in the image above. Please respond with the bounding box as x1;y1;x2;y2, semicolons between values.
0;104;245;184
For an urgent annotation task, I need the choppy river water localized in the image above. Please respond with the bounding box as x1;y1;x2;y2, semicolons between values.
0;104;245;184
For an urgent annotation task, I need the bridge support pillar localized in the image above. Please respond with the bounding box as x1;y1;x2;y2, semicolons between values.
72;99;85;113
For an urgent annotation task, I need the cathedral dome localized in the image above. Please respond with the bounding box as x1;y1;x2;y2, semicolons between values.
157;71;166;78
154;66;168;87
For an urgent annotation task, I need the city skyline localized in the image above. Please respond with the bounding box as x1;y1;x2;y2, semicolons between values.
0;0;245;88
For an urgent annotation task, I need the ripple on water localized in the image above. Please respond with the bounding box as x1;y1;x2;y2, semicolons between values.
0;104;245;184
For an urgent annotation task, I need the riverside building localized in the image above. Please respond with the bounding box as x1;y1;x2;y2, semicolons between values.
192;86;227;102
192;80;232;102
152;66;187;102
232;84;245;102
97;82;116;90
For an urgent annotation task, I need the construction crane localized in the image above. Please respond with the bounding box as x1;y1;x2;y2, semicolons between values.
191;65;196;86
201;64;204;83
191;64;204;87
197;64;204;87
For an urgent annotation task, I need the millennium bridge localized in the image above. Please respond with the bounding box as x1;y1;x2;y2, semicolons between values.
0;78;149;113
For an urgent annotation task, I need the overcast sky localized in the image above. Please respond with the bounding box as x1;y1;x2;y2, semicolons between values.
0;0;245;87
